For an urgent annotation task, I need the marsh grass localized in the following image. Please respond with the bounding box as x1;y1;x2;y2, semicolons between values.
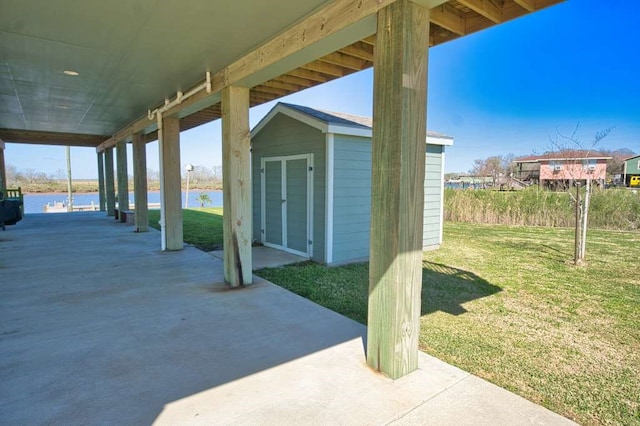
445;187;640;230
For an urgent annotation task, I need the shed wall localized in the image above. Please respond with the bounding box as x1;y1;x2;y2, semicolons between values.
332;135;372;263
251;113;326;263
331;136;444;264
423;144;444;249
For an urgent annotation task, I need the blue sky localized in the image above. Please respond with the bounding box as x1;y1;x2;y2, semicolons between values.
5;0;639;178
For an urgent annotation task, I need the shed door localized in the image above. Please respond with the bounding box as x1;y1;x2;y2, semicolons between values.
261;154;313;258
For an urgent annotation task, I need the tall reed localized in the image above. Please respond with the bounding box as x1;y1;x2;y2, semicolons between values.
444;187;640;231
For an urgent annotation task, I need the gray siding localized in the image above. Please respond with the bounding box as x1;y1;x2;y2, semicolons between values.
332;135;372;264
251;113;326;263
332;139;444;263
423;144;444;249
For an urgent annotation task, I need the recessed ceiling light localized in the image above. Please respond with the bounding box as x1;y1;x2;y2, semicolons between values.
63;70;79;76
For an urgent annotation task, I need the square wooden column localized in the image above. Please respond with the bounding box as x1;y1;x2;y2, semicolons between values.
367;0;430;379
104;147;116;216
132;132;148;232
221;86;252;286
159;116;183;250
116;140;129;216
97;151;106;211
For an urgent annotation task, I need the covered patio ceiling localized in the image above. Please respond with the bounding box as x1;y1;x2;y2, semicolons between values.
0;0;563;149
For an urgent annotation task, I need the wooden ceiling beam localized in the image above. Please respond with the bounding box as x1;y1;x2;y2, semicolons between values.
319;51;371;71
262;80;303;92
0;128;108;147
286;68;331;83
252;86;289;97
513;0;535;12
338;41;374;61
457;0;502;24
430;3;466;35
274;74;316;88
362;35;376;45
301;60;347;77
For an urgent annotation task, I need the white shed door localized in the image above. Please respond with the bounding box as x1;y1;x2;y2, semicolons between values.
261;154;313;258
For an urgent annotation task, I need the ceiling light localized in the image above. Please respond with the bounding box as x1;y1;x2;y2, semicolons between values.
63;70;79;76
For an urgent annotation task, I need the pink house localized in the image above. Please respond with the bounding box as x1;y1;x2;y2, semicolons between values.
514;151;611;189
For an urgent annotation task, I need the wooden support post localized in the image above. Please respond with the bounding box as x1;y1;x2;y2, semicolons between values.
0;141;6;190
159;116;183;250
104;148;116;216
132;132;148;232
97;151;106;211
367;0;430;379
116;140;129;217
222;86;252;286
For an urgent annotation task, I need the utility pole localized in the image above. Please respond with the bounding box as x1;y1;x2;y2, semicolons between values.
66;146;73;212
185;163;194;209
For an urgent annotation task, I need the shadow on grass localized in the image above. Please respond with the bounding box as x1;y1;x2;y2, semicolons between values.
421;261;501;316
257;259;502;325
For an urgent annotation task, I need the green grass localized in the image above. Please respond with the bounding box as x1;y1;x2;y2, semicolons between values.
256;223;640;425
147;207;223;251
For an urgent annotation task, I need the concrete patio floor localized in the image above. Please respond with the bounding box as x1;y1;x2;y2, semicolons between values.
0;212;576;425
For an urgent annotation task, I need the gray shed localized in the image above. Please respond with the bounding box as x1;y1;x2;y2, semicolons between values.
251;102;453;265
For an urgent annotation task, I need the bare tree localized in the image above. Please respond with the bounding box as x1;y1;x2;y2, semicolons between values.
548;123;613;265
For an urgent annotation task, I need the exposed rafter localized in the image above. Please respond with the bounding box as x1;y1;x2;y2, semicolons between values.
513;0;535;12
457;0;502;23
431;3;466;35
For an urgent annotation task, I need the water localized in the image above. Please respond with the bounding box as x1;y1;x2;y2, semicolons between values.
22;190;223;214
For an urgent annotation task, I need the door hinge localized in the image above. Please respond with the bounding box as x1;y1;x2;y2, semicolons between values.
308;239;313;245
309;166;313;172
261;168;264;173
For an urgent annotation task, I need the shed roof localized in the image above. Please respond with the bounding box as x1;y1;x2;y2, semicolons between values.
623;154;640;162
252;102;454;145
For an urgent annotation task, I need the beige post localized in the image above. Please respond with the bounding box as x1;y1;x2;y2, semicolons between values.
97;151;106;211
105;148;116;216
221;85;252;286
116;140;129;219
159;116;183;250
132;132;148;232
367;0;430;379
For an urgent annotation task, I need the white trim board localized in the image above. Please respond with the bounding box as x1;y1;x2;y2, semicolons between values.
325;133;335;264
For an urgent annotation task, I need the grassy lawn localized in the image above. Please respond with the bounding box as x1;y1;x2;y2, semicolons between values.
256;223;640;425
147;207;223;251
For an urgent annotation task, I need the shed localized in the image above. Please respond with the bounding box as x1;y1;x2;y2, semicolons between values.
251;102;453;265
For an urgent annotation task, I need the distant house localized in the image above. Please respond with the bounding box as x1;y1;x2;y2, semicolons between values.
623;155;640;187
250;102;453;265
514;151;612;189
